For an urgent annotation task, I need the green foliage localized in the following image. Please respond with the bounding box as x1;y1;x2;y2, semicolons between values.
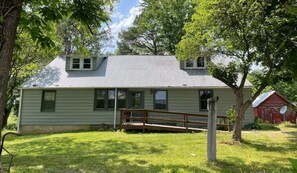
177;0;297;141
116;0;194;55
4;113;17;131
243;119;262;130
249;71;297;102
56;19;111;55
226;107;236;124
20;0;113;49
289;158;297;172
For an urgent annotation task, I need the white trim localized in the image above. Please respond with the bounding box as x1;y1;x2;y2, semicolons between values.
113;88;118;130
17;89;23;133
184;57;207;69
70;57;92;70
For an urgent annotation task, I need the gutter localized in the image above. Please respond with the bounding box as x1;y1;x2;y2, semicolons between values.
17;89;23;133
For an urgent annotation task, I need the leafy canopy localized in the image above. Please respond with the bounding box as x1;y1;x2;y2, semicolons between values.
177;0;297;93
116;0;194;55
177;0;297;141
21;0;113;49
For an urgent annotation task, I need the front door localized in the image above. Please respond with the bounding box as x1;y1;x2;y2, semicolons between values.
130;91;144;109
129;91;144;121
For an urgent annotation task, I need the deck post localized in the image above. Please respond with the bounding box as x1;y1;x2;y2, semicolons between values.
207;97;218;162
185;115;189;132
119;109;123;129
143;110;147;132
183;115;186;127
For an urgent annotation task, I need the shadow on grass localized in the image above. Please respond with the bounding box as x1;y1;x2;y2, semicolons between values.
241;140;296;152
2;135;210;173
208;157;293;173
259;123;281;131
284;131;297;143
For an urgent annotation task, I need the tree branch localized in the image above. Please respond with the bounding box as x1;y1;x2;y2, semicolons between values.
3;3;22;18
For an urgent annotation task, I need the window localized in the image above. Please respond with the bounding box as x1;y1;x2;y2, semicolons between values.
95;90;106;109
154;90;167;110
199;90;213;111
117;90;127;108
130;91;144;108
83;58;91;69
197;57;205;67
71;57;92;70
41;90;56;112
72;58;80;69
108;90;115;108
185;59;194;68
184;57;206;69
94;89;127;109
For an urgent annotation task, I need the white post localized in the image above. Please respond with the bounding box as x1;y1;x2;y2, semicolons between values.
17;89;23;133
207;97;218;162
113;88;118;130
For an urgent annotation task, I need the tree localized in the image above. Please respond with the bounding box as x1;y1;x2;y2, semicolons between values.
117;15;165;55
0;0;113;171
177;0;297;141
116;0;194;55
3;30;58;128
57;19;112;55
249;71;297;102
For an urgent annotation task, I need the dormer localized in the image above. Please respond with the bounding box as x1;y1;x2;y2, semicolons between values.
65;55;106;71
180;57;207;70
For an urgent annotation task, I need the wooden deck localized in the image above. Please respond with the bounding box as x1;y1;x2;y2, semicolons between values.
119;109;231;132
122;122;207;132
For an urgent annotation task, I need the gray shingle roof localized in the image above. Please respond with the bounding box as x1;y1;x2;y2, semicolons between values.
21;55;252;89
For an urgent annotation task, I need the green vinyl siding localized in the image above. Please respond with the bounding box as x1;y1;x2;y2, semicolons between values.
21;89;114;125
20;88;253;126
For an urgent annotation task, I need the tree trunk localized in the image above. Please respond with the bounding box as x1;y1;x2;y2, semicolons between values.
232;109;244;141
232;89;245;142
0;0;22;172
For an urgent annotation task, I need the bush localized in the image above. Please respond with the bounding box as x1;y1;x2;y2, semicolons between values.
243;121;262;130
4;113;18;131
226;107;236;124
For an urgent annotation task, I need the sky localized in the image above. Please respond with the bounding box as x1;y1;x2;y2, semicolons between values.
104;0;143;53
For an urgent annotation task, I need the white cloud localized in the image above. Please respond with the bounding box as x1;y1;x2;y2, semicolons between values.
104;0;143;53
109;6;142;39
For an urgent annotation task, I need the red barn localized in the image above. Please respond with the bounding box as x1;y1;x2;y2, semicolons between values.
252;91;296;124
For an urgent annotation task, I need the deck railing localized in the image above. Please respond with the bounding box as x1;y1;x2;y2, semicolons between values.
119;109;232;132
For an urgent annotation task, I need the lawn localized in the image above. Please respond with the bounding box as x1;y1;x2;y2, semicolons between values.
2;124;297;173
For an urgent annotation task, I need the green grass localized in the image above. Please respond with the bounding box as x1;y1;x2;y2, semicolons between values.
2;124;297;173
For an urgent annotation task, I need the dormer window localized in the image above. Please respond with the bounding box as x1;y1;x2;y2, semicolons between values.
83;58;91;69
184;57;206;69
197;57;205;67
72;58;80;69
186;59;194;68
70;57;92;70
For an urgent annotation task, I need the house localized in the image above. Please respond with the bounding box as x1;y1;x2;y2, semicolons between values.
17;55;253;134
252;91;296;124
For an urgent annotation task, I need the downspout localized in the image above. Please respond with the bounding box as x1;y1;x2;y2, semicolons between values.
113;88;118;130
17;89;23;133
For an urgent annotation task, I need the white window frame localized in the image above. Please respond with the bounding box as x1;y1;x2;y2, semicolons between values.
184;57;206;69
70;57;92;70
